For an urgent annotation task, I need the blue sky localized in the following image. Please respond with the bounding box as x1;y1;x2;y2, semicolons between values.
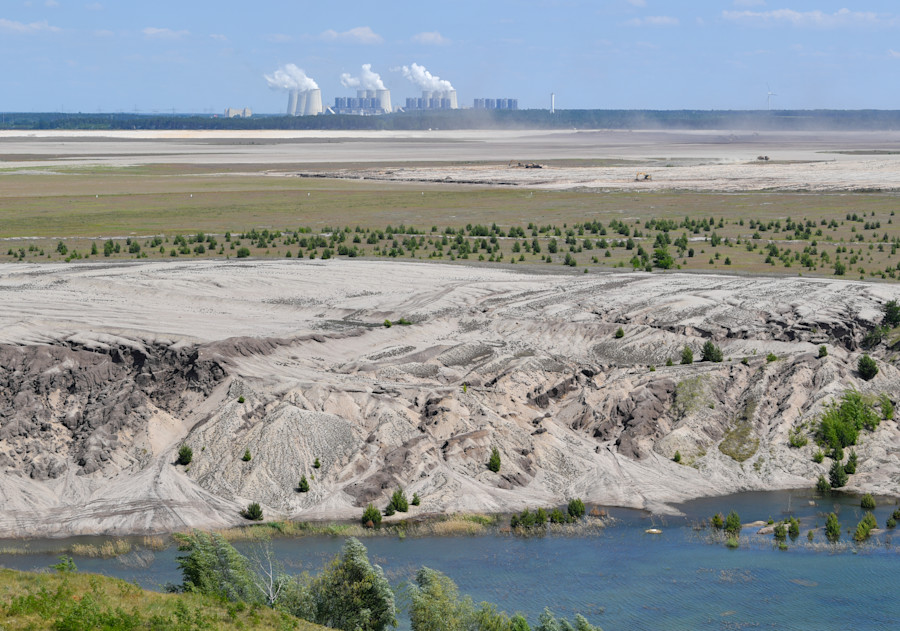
2;1;899;113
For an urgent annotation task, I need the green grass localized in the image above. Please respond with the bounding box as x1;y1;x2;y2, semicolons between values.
0;568;326;630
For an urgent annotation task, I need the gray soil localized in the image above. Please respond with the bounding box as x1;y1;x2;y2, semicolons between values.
0;260;897;537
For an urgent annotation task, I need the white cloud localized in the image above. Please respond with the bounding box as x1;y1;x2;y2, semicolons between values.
412;31;450;45
890;49;900;58
210;33;228;42
320;26;383;44
626;15;679;27
0;18;60;33
723;8;892;28
142;27;189;39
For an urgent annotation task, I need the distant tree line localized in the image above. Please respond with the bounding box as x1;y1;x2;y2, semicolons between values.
7;109;900;131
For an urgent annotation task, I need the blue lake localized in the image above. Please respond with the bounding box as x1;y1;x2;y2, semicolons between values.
2;490;898;630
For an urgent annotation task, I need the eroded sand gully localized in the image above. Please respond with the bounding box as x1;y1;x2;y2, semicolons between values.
0;260;897;536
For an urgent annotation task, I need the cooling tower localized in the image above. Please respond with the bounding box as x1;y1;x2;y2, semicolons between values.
303;89;323;115
287;90;299;116
376;89;392;113
296;90;308;116
448;90;458;109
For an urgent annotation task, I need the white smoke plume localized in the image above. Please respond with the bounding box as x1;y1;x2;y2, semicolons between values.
264;64;319;91
340;63;386;90
400;63;453;92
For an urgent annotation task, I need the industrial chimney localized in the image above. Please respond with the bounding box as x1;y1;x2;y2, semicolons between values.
376;89;392;113
287;90;299;116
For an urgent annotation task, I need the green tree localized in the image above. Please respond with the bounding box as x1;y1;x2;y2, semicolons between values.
408;567;474;631
773;522;786;541
567;498;586;519
242;449;252;462
176;531;259;603
310;538;397;631
653;246;674;270
724;510;742;536
488;447;501;473
857;354;878;380
829;458;848;488
681;346;694;365
825;512;841;542
241;502;264;521
390;488;409;513
673;450;682;463
701;340;724;363
860;493;876;510
818;389;880;450
614;327;624;339
299;475;310;493
816;475;831;494
711;513;724;530
788;517;800;540
844;450;858;475
314;458;322;468
883;299;900;327
361;504;382;528
176;444;193;465
818;345;828;358
412;492;421;506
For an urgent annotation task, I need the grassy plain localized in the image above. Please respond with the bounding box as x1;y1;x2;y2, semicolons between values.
2;164;900;280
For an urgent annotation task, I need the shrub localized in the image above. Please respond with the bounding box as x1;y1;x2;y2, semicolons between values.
411;492;421;506
766;353;778;363
844;450;858;475
788;516;800;540
567;498;586;519
813;449;825;464
176;531;257;603
390;488;409;513
383;319;392;328
829;458;848;488
887;517;897;529
236;247;250;258
488;447;501;473
725;537;739;549
879;393;894;421
237;395;245;403
241;502;263;521
614;327;625;338
176;444;193;465
665;357;673;367
818;389;879;450
808;530;815;542
361;504;382;527
725;510;742;536
51;555;77;573
242;449;252;462
314;458;321;469
788;428;808;448
884;299;900;327
853;512;877;541
825;512;841;542
773;522;786;541
711;513;725;529
673;450;682;463
858;354;878;380
681;346;694;365
860;493;876;510
298;475;310;493
816;475;831;494
383;503;395;517
819;345;828;358
701;340;723;363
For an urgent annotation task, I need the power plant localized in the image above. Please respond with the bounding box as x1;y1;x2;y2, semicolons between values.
404;90;458;111
473;98;518;111
333;89;392;115
286;89;323;116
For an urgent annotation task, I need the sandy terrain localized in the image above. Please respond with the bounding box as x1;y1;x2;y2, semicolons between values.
3;129;900;192
0;260;897;536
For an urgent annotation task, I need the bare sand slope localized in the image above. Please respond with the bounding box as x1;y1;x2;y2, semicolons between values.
0;260;898;536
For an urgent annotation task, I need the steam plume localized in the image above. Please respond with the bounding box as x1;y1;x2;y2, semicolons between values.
264;64;319;91
340;64;386;90
401;63;453;91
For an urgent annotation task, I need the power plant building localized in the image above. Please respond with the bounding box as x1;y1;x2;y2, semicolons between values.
333;89;393;115
404;90;458;110
224;108;252;118
286;89;323;116
473;98;518;111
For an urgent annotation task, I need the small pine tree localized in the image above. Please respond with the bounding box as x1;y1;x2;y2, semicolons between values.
844;450;858;475
883;299;900;327
390;487;409;513
860;493;876;510
361;504;382;527
614;327;625;338
825;512;841;542
725;510;742;536
567;498;586;519
411;492;421;506
176;444;193;466
488;447;501;473
857;354;878;380
818;345;828;358
816;474;831;494
681;346;694;365
383;503;395;517
711;512;725;530
673;450;682;463
665;357;674;367
313;458;321;469
241;502;263;521
829;458;848;488
242;449;252;462
298;475;310;493
701;340;724;363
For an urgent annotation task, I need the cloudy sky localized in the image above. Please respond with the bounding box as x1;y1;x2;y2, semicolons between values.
2;0;899;113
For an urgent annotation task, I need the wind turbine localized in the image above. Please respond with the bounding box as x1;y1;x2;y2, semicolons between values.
767;84;777;110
